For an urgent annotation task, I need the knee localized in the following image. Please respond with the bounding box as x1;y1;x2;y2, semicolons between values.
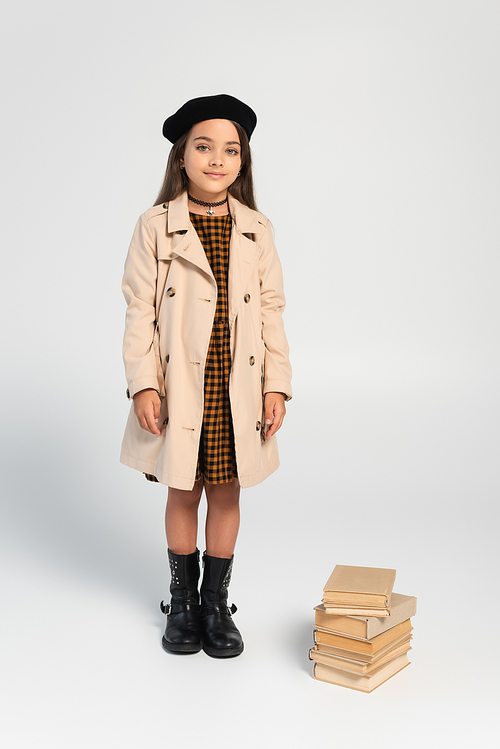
205;479;240;508
168;478;204;508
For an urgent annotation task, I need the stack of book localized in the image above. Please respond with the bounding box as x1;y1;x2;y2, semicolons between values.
311;565;416;692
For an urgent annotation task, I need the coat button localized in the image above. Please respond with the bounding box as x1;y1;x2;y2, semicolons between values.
256;420;261;431
244;293;250;303
126;388;131;399
166;354;170;363
249;356;255;366
163;203;167;209
166;287;176;297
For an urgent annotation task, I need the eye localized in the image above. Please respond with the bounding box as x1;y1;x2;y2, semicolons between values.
196;144;209;151
226;148;239;156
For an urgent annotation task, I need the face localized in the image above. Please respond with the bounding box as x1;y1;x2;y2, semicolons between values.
181;119;242;201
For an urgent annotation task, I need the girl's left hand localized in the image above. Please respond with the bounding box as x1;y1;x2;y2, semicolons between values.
264;392;286;439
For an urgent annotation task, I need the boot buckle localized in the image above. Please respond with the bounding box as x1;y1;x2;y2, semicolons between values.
160;600;172;615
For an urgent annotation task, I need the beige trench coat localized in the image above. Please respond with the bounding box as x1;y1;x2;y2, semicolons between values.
120;190;292;490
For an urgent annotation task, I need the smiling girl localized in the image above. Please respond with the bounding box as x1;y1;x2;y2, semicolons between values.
121;94;292;658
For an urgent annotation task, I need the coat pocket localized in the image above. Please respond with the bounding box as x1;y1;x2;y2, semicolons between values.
153;325;166;397
260;333;266;390
260;334;267;440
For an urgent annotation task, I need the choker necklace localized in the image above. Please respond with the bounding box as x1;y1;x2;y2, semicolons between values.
188;193;227;216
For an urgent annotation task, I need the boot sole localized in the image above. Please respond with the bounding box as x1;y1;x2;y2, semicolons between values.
202;642;244;658
162;637;202;655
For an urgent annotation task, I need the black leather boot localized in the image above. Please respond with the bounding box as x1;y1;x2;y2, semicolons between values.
160;548;202;654
200;552;244;658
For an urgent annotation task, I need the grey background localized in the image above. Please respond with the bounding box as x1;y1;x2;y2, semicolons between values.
1;1;499;746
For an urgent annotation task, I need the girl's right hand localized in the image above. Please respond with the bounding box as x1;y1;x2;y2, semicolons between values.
133;388;162;435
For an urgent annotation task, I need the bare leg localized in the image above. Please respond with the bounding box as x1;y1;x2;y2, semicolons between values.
204;478;241;558
165;477;204;554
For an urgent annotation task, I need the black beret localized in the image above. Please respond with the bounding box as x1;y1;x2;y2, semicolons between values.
162;94;257;143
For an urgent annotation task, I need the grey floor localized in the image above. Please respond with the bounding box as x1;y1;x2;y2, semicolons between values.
2;385;498;748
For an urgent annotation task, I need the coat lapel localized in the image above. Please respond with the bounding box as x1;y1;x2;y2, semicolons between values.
227;194;265;327
167;192;214;279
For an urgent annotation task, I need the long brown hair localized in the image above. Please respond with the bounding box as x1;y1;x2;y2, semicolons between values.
153;121;257;211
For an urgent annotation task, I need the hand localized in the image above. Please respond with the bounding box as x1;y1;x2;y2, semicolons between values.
264;392;286;439
133;388;162;435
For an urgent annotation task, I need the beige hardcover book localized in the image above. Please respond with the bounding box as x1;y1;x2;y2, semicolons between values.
310;641;412;675
323;604;390;616
315;593;417;639
313;618;412;656
312;652;410;692
313;633;412;664
323;565;396;609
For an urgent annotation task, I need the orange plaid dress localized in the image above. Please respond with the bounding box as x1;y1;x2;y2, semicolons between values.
144;210;238;485
191;211;238;484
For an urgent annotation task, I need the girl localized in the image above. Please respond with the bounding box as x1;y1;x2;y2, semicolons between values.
120;94;292;658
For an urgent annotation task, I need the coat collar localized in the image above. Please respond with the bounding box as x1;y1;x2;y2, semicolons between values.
167;190;265;236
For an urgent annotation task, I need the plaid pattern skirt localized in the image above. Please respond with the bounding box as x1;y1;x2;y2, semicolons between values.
144;210;238;486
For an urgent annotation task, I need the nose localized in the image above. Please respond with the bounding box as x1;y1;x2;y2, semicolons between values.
209;151;223;167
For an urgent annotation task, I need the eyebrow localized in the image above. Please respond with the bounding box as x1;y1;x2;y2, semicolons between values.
193;136;241;146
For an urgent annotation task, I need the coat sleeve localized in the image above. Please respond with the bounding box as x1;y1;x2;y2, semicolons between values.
257;219;292;401
121;212;162;399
